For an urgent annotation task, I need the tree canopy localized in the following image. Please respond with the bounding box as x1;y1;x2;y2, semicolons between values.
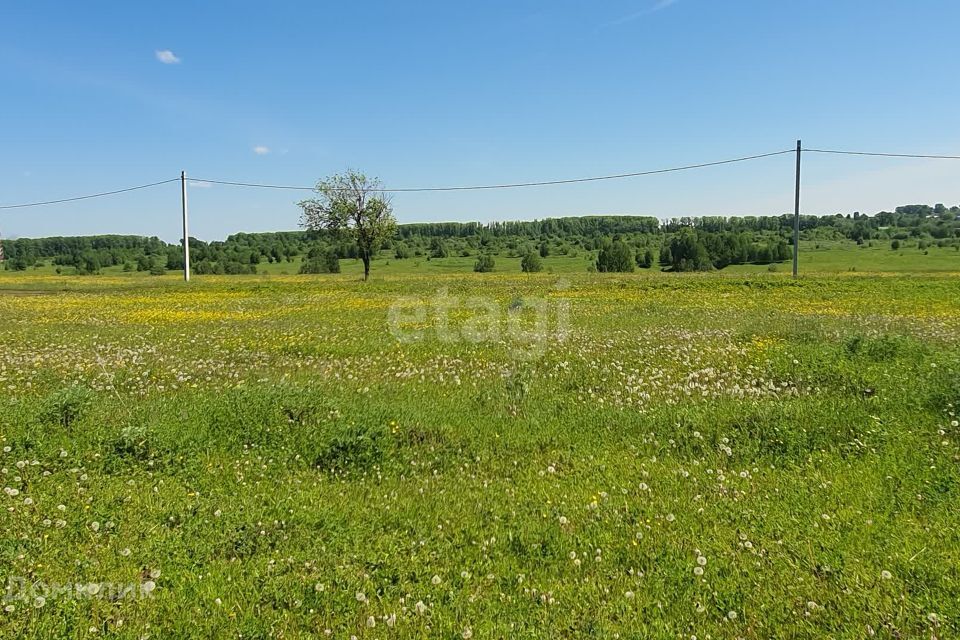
297;170;396;281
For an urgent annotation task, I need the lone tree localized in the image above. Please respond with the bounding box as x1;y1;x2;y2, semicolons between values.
297;170;396;281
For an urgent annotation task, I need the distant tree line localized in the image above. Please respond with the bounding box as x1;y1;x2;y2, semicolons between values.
2;203;958;274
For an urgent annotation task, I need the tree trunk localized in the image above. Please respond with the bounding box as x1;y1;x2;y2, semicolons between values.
362;254;370;281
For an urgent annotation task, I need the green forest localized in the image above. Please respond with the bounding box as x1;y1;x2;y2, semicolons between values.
2;203;958;275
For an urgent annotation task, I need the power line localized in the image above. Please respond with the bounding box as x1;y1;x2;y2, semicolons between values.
0;178;180;210
2;145;958;210
803;148;960;160
191;149;796;193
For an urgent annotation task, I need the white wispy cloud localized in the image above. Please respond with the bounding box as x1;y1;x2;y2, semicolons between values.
253;145;270;155
604;0;679;28
155;49;181;64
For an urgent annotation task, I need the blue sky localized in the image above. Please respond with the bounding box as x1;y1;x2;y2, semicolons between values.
2;0;959;241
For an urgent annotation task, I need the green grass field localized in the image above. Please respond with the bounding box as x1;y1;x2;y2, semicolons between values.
1;264;959;637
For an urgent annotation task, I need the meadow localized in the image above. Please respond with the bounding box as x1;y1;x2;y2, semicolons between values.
1;264;959;638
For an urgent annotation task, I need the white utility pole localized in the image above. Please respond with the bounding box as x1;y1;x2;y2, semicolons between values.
792;140;801;278
181;170;190;282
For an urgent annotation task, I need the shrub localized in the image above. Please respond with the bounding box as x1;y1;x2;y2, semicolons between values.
520;252;543;273
596;240;635;272
299;249;340;274
429;238;448;258
473;254;495;273
637;249;654;269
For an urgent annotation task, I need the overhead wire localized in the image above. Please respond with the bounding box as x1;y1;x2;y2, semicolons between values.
803;148;960;160
2;146;959;210
0;178;180;210
190;149;796;193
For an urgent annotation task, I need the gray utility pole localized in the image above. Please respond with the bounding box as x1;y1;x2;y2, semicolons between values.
792;140;801;278
181;170;191;282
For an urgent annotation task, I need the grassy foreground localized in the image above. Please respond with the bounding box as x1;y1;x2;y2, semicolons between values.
1;271;958;638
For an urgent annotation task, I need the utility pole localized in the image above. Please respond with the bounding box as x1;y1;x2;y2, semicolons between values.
792;140;801;278
181;170;190;282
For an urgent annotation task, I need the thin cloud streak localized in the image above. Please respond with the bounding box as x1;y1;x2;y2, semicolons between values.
603;0;679;28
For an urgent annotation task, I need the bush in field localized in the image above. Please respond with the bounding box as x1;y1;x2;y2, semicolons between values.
596;240;635;272
521;251;543;273
429;237;448;259
473;254;495;272
299;247;341;274
222;261;257;274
